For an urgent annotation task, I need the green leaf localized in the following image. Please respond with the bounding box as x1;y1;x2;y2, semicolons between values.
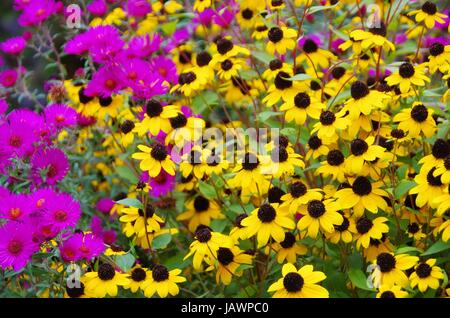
152;233;172;250
210;219;228;232
161;20;178;36
307;3;339;14
286;73;313;81
422;240;450;256
199;181;217;199
115;198;143;209
394;180;416;199
395;246;422;254
252;50;273;64
280;127;298;136
348;269;374;291
116;254;135;272
116;166;138;184
257;111;281;122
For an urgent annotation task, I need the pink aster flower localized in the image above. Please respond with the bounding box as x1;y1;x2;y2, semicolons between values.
1;36;27;55
31;148;70;186
96;197;115;214
85;65;126;97
75;232;105;261
18;0;57;27
126;33;161;58
149;170;176;197
0;193;33;223
42;193;81;232
86;25;125;63
44;103;78;129
149;56;178;85
64;33;90;55
0;69;19;88
0;122;37;159
87;0;108;16
213;7;235;29
91;216;117;245
0;222;36;271
0;100;8;115
125;0;152;17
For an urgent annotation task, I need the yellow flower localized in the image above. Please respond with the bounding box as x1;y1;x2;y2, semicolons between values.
348;23;395;52
170;68;207;97
193;0;211;12
280;181;323;214
311;110;349;140
325;213;356;244
385;62;430;94
352;216;389;249
372;252;419;287
241;203;295;247
280;92;324;125
134;100;180;136
410;259;444;292
206;246;253;285
408;1;447;29
427;43;450;74
316;149;347;182
141;265;186;298
297;199;343;238
409;167;446;208
119;204;164;238
345;136;386;174
271;232;307;263
296;38;336;69
125;266;149;293
132;144;176;177
268;263;329;298
266;26;297;55
84;263;130;298
335;176;388;216
376;284;409;298
176;196;224;232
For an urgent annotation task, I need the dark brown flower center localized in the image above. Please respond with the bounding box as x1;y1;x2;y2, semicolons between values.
307;200;326;218
303;39;318;53
319;111;336;125
152;265;169;282
241;8;253;20
356;217;373;234
179;71;197;85
429;42;444;56
217;247;234;265
98;263;116;281
196;51;212;67
195;225;212;242
432;139;450;159
426;168;442;186
150;143;168;161
391;129;405;139
327;150;344;166
283;272;304;292
294;93;311;108
268;186;286;204
421;1;437;15
280;232;296;248
334;216;350;232
271;146;289;163
194;196;210;212
410;104;428;122
257;203;277;223
399;62;415;78
351;139;369;156
308;135;322;149
274;71;293;89
268;27;284;43
376;253;396;272
269;59;283;71
146;99;163;117
351;81;370;99
290;182;307;198
332;67;346;79
416;263;432;278
131;268;147;282
169;113;188;129
352;176;372;196
242;153;259;170
216;38;234;55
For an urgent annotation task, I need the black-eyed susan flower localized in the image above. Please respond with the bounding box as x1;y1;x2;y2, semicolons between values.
210;38;250;65
236;4;259;29
385;62;430;94
296;38;336;69
410;259;444;293
341;81;390;120
132;143;176;177
125;266;149;294
363;234;395;262
176;195;224;232
263;70;304;106
84;263;130;298
325;213;355;244
266;26;297;55
297;199;343;238
184;226;234;270
305;135;329;160
170;68;207;97
427;42;450;74
229;213;250;241
165;114;205;146
316;149;347;182
280;92;324;125
376;284;409;298
348;23;395;52
345;137;386;174
215;58;246;80
352;216;389;249
268;263;329;298
409;167;446;208
202;148;229;176
311;110;349;140
241;203;295;247
135;100;180;136
335;176;388;216
419;138;450;173
408;1;447;29
206;246;253;285
194;51;215;82
372;252;419;287
266;146;305;178
393;102;436;138
229;152;270;198
118;120;136;147
119;204;164;238
252;24;269;40
407;222;427;241
141;264;186;298
262;59;292;81
272;232;307;263
433;185;450;216
280;181;323;214
176;174;197;192
180;148;205;179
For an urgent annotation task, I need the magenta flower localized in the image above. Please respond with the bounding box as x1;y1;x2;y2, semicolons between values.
64;33;90;55
126;33;161;58
0;193;33;223
87;25;125;63
0;122;37;158
0;100;8;115
87;0;108;16
0;36;27;55
85;65;126;97
31;148;70;186
18;0;57;27
149;170;176;197
59;234;81;262
75;232;105;261
42;193;81;232
44;103;78;129
91;216;117;245
213;7;235;29
0;222;36;271
96;197;115;214
125;0;152;17
149;56;178;85
0;69;19;88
